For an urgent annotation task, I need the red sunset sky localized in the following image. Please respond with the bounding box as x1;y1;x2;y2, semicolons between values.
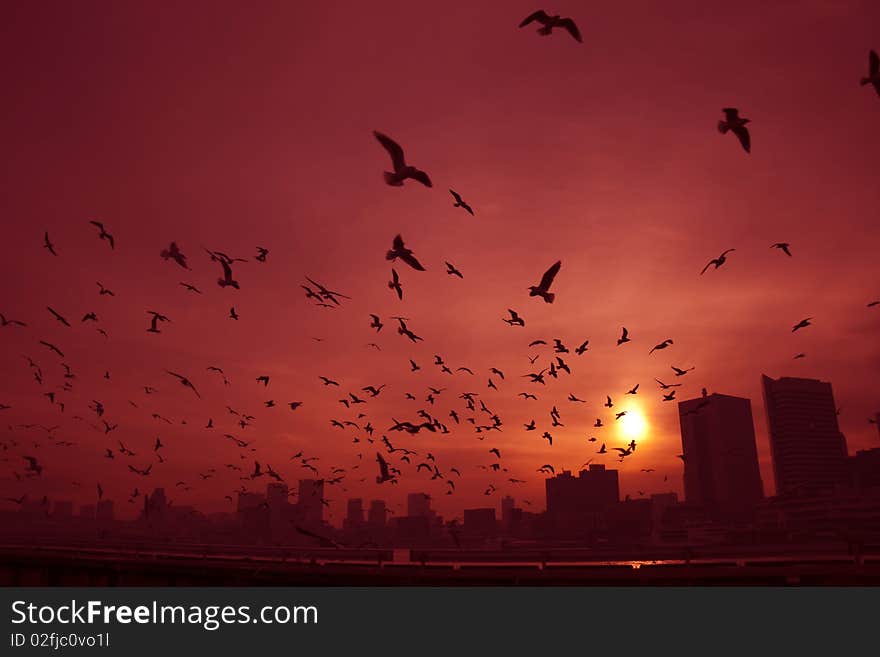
1;1;878;522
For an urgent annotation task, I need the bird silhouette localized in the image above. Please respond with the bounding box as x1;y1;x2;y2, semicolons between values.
47;307;70;327
373;131;432;187
43;232;57;256
89;220;115;249
445;261;464;278
0;313;26;327
701;249;735;274
717;108;751;153
792;317;813;332
449;189;474;215
771;242;792;257
528;260;561;303
386;235;426;271
160;242;189;269
375;452;396;483
388;268;404;300
146;310;170;333
503;309;525;327
519;10;583;43
617;327;630;345
861;50;880;97
166;370;200;397
649;339;673;354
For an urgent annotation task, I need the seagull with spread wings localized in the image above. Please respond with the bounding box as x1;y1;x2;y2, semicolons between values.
519;10;583;43
386;235;426;271
528;260;561;303
717;108;751;153
449;189;474;215
861;50;880;97
373;131;432;187
701;249;735;275
165;370;200;398
89;220;115;249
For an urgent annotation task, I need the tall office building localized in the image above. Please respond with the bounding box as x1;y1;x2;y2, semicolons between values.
545;465;619;531
297;479;325;525
407;492;431;518
345;498;364;526
266;483;289;508
678;393;764;515
367;500;387;527
761;375;848;495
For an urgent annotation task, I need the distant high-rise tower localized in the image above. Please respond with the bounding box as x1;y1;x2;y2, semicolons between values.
367;500;387;527
407;493;431;518
297;479;324;525
345;498;364;526
266;483;289;508
761;375;848;495
678;393;763;515
545;464;619;531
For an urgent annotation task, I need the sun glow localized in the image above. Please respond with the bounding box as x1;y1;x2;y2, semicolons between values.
619;409;648;440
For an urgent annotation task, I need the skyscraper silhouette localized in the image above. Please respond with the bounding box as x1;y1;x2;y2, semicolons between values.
406;493;431;518
545;465;619;534
761;375;848;495
367;500;387;528
678;393;763;516
297;479;324;526
345;498;364;527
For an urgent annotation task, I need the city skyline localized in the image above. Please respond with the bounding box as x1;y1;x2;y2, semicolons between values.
5;373;875;529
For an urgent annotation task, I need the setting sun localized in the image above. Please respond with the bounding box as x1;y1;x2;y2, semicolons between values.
620;409;648;440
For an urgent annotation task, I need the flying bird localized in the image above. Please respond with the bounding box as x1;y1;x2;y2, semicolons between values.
771;242;792;257
518;10;583;43
388;268;404;300
43;232;57;256
617;327;630;346
165;370;200;397
528;260;561;303
96;282;114;296
701;249;735;275
860;50;880;97
792;317;813;332
47;307;70;327
717;107;751;153
449;189;474;215
375;452;395;483
160;242;189;269
445;261;463;278
386;235;426;271
89;220;115;249
0;313;26;327
146;311;170;333
373;131;432;187
503;309;525;327
649;339;673;354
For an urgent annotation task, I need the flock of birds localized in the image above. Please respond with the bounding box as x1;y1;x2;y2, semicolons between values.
1;10;879;526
